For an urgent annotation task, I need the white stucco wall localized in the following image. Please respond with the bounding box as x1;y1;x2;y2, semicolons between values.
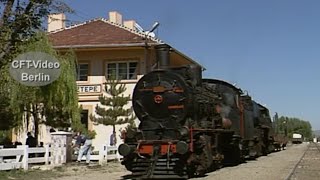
83;82;139;150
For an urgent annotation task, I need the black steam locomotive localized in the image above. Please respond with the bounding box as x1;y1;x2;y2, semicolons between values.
118;44;285;179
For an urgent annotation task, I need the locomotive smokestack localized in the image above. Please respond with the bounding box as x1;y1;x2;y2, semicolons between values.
155;44;171;69
189;64;202;86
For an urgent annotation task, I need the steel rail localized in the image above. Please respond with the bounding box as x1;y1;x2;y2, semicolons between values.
313;142;320;153
285;143;311;180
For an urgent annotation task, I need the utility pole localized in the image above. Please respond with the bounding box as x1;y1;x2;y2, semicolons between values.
283;120;288;137
273;112;279;134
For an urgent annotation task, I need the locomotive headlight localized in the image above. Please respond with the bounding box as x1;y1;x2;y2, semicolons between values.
176;141;189;154
118;143;133;156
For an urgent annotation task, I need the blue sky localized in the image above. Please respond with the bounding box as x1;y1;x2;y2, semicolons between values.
63;0;320;130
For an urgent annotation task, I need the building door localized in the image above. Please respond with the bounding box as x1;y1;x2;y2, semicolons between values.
81;110;89;129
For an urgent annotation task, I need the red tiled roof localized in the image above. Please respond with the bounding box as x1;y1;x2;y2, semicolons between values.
48;18;160;47
48;18;204;68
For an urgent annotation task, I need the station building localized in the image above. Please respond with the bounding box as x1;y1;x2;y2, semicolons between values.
13;11;202;149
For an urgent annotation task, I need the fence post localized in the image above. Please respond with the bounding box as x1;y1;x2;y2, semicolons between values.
116;145;121;162
106;145;109;164
0;145;3;163
50;131;72;166
44;145;49;165
98;145;105;165
17;145;28;170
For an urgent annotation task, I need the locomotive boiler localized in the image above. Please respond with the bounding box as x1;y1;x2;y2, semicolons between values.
118;44;283;179
202;79;275;159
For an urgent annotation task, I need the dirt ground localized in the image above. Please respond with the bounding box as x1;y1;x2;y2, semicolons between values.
48;162;129;180
0;162;129;180
0;143;317;180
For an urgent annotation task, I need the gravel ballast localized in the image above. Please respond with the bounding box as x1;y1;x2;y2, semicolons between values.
201;143;308;180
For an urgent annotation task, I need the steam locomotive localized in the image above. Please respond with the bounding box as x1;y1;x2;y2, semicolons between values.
118;44;286;179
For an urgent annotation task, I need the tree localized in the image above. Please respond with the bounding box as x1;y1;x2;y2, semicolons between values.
8;33;81;145
0;69;15;130
274;115;313;140
41;49;81;130
0;1;80;144
91;77;135;145
0;0;73;69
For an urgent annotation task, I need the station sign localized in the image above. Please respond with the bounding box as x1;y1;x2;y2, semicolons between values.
77;84;102;93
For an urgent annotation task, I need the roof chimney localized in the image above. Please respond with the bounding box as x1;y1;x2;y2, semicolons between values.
47;13;66;32
124;20;136;30
109;11;122;25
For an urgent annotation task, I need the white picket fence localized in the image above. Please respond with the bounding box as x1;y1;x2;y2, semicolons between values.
0;145;49;171
78;145;121;164
0;144;121;171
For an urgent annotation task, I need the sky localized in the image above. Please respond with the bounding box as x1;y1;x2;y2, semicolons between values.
63;0;320;130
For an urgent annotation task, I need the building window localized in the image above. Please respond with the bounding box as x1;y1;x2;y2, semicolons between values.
77;63;89;81
106;62;138;80
80;110;88;129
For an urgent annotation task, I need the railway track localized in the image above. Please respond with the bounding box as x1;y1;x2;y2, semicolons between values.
286;142;320;180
